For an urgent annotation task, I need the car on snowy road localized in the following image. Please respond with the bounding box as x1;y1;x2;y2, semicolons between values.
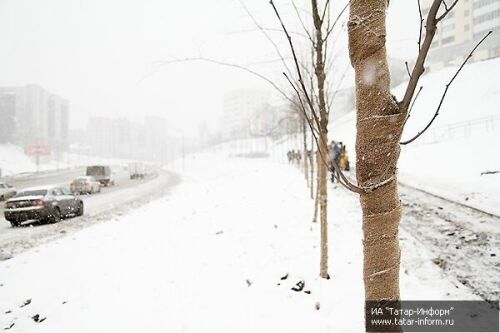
3;186;84;227
70;176;101;194
0;183;17;201
86;165;114;187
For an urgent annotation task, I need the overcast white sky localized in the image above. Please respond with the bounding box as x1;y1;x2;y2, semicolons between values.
0;0;419;135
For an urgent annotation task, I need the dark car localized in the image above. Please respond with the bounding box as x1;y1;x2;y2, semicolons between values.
3;186;84;227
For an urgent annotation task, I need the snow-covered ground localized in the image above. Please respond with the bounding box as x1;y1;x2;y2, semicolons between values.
332;57;500;216
0;151;477;332
0;145;44;177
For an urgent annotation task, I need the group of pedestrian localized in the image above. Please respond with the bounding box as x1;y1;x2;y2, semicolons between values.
329;140;350;183
286;150;302;164
286;142;349;184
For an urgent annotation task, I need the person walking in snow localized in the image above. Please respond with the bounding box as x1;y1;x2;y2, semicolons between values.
339;143;350;171
296;150;302;165
330;141;341;183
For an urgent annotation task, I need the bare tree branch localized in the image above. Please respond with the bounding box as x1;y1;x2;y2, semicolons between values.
291;1;315;44
271;0;374;194
403;85;423;126
409;86;423;114
437;0;458;22
323;1;349;42
320;0;331;24
417;0;424;51
150;57;294;105
244;57;293;66
405;61;411;79
227;27;311;40
238;0;294;79
401;31;492;145
270;1;318;125
284;74;322;139
327;64;350;115
400;0;447;112
284;72;321;131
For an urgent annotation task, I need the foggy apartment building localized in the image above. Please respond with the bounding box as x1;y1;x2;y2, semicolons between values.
86;116;167;162
0;84;69;152
86;117;142;159
424;0;500;70
222;89;271;140
86;117;113;158
143;116;169;163
250;103;278;136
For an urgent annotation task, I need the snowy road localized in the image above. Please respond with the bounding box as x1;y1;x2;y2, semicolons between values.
399;183;500;303
0;168;180;260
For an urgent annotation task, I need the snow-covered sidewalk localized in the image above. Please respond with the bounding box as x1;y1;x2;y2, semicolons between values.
0;153;477;332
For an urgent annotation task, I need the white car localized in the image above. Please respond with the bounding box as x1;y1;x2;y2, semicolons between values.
0;183;17;201
70;176;101;195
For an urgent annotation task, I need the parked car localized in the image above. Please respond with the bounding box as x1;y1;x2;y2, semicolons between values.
86;165;114;186
70;176;101;194
3;186;84;227
0;183;17;201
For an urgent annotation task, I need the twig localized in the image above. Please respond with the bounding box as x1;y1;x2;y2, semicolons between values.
284;73;319;132
403;86;423;126
149;57;293;105
480;170;500;176
238;0;294;79
437;0;458;22
270;1;320;133
405;61;411;79
400;0;442;112
401;31;492;145
284;73;321;137
409;86;423;114
320;0;331;24
291;1;315;44
417;0;424;51
327;64;350;114
323;1;350;42
226;27;311;40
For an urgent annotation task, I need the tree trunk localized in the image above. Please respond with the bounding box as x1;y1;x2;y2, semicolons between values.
312;151;320;223
318;129;329;278
348;0;406;327
311;0;330;279
310;134;315;200
302;118;309;184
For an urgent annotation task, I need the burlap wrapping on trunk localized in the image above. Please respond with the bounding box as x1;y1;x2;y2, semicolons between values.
356;112;405;190
357;112;406;301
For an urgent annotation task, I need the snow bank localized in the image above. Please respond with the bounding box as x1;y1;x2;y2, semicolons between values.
0;152;476;332
332;57;500;216
0;144;40;176
0;144;135;178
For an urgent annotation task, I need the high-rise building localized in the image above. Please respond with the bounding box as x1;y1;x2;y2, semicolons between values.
85;116;168;162
0;84;69;151
144;116;168;162
424;0;500;70
86;117;114;157
0;92;16;143
222;89;271;140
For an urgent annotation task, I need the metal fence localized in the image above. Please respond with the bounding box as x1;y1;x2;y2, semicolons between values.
409;114;500;146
